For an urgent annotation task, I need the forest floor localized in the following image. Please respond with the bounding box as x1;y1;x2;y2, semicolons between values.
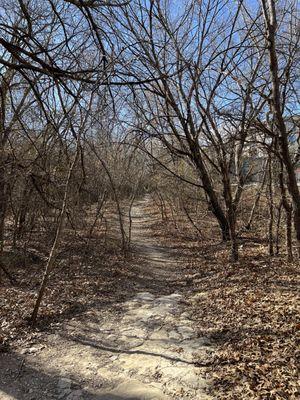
0;197;213;400
150;202;299;400
0;196;299;400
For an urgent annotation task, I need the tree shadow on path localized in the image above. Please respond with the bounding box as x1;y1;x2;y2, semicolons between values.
0;351;153;400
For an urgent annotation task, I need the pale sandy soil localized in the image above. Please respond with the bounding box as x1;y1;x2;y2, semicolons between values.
0;198;213;400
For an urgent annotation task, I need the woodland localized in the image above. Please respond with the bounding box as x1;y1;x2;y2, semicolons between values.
0;0;299;399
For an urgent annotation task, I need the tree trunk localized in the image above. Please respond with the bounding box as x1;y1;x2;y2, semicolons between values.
278;163;293;262
262;0;300;256
267;157;274;256
181;201;204;239
194;154;230;241
0;154;7;253
245;166;267;230
0;152;8;283
286;205;293;262
155;190;168;222
87;191;107;243
229;210;238;261
220;162;238;261
30;144;79;325
275;202;282;255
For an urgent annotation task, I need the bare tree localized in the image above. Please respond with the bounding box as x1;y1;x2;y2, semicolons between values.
259;0;300;254
107;0;270;260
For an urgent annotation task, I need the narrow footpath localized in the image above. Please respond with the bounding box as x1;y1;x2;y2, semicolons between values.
0;198;213;400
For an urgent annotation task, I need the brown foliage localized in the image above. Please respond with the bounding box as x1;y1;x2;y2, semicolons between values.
150;201;299;400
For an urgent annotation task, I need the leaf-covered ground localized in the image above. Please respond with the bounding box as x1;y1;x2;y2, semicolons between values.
0;208;138;349
1;199;299;400
149;204;300;400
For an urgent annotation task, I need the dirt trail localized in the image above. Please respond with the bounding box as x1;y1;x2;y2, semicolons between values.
0;198;213;400
130;197;185;292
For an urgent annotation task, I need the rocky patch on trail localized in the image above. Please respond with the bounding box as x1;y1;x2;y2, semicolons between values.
1;292;213;400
